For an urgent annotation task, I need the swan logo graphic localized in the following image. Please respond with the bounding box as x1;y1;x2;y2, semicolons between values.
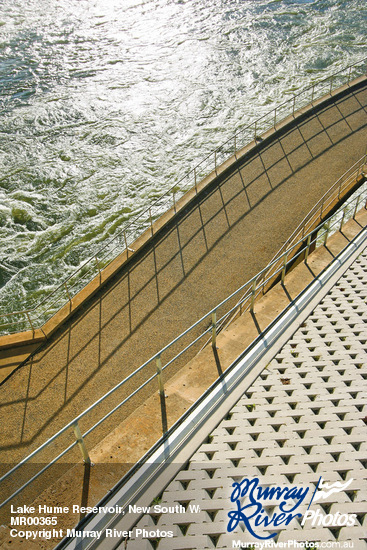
301;476;357;527
310;476;354;503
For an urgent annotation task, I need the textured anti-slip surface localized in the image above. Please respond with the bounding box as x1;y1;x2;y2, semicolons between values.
125;245;367;549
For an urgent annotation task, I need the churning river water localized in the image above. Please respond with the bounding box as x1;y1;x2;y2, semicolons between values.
0;0;366;317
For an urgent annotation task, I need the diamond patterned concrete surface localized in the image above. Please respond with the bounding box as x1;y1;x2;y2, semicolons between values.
124;245;367;549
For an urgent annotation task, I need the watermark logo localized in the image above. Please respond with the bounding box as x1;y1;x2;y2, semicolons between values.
227;477;308;540
227;476;356;540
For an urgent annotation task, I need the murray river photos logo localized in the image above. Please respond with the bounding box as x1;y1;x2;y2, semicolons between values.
227;477;357;540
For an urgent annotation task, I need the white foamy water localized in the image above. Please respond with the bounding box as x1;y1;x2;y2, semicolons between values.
0;0;366;318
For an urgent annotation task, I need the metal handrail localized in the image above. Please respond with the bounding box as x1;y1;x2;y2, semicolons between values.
1;57;366;335
265;155;367;273
0;180;366;510
201;154;367;338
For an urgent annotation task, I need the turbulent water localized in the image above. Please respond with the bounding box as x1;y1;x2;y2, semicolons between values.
0;0;366;318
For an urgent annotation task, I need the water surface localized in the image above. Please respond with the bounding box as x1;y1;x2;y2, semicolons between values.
0;0;366;315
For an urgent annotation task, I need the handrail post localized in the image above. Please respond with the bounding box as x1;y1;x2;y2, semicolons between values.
73;421;91;464
330;75;333;94
173;190;176;213
26;311;34;332
94;256;102;285
250;278;257;312
274;107;277;127
353;196;360;219
281;252;288;284
194;167;197;194
323;220;331;245
214;150;217;174
211;311;217;349
124;231;129;258
340;206;346;230
156;354;165;397
156;354;167;434
304;234;312;264
234;135;237;156
149;208;153;236
254;120;257;140
311;84;315;103
64;282;72;304
292;96;296;115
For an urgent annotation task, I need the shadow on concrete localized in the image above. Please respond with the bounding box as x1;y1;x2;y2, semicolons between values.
0;82;366;474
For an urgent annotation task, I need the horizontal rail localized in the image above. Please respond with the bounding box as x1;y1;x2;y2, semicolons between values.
1;57;366;335
209;183;366;339
265;155;367;273
1;174;366;510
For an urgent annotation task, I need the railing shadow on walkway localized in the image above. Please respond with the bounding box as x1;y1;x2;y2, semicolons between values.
0;79;366;528
0;172;366;522
1;59;366;338
0;81;366;467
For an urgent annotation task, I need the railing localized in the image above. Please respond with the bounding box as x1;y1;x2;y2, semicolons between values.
215;154;367;333
0;180;366;512
265;155;367;277
1;57;366;336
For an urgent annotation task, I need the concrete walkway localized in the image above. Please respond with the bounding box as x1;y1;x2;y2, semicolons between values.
0;78;366;516
0;182;366;550
127;236;367;549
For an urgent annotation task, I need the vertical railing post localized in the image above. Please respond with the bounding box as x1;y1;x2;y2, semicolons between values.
347;66;351;84
292;96;296;115
26;311;34;332
274;107;277;127
124;231;129;258
311;84;315;103
340;206;346;230
173;190;176;213
211;311;217;349
149;208;153;236
214;150;217;174
304;234;312;264
156;354;167;434
250;278;257;312
234;135;237;156
64;282;72;304
95;256;101;285
254;121;257;140
156;354;165;397
330;76;333;94
281;252;288;284
353;196;360;219
194;167;197;193
73;422;91;464
323;220;331;245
